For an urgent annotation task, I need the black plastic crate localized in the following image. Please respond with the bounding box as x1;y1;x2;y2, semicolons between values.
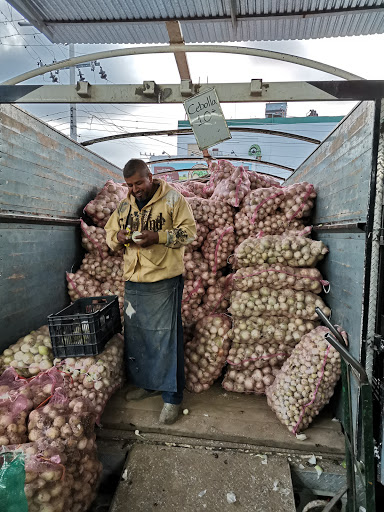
48;295;122;358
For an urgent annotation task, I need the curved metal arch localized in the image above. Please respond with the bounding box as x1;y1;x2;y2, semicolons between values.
146;156;293;174
1;44;363;86
80;127;321;147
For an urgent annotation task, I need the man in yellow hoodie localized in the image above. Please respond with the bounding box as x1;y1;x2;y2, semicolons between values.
105;159;196;424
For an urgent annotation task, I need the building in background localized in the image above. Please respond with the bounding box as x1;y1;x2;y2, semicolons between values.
149;105;343;181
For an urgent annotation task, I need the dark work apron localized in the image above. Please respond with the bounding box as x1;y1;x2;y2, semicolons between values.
124;275;184;393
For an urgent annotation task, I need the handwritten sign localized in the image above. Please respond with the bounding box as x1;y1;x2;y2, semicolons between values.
183;88;231;150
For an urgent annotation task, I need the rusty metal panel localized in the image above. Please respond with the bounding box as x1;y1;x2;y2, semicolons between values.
0;104;123;350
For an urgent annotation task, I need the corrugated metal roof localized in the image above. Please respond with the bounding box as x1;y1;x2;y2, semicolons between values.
7;0;384;43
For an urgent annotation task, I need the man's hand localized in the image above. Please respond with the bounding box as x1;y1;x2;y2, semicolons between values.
117;230;131;244
135;230;159;248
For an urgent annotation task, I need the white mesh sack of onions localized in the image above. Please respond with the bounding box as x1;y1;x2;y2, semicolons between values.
84;179;127;228
234;211;308;246
235;235;329;268
0;325;53;377
247;171;282;190
266;326;345;434
0;443;72;512
0;367;33;446
184;315;232;393
183;251;222;288
242;186;285;222
81;253;124;283
28;388;97;454
222;364;278;394
232;264;328;294
227;340;289;374
201;225;236;272
211;166;251;208
169;182;195;197
229;288;331;321
80;220;110;259
187;197;234;230
66;271;102;302
280;182;317;221
55;335;124;422
229;316;319;348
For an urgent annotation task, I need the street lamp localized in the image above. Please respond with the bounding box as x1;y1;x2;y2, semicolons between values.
162;151;170;157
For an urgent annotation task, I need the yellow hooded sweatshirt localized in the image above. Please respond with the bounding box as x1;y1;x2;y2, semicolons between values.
104;179;196;283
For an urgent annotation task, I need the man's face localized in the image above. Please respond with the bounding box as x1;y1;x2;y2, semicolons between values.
125;171;153;201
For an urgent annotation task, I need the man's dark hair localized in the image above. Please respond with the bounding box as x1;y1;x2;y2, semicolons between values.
123;159;150;178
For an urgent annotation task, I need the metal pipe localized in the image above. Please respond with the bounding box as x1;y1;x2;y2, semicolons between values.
1;44;363;86
325;334;368;383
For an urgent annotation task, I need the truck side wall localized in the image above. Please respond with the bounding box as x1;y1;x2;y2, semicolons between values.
0;104;122;350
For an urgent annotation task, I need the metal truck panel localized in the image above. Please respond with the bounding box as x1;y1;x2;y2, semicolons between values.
0;104;122;350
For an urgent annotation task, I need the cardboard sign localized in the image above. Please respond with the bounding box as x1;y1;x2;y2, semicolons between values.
184;88;231;150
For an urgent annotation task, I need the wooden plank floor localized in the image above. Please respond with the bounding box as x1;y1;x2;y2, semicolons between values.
101;383;345;456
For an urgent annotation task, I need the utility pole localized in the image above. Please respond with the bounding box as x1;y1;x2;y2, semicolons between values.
69;44;77;141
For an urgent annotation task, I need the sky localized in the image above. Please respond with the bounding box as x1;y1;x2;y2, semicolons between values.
1;0;384;169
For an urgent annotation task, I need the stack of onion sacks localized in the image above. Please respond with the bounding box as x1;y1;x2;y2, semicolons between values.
80;220;110;259
266;326;344;433
54;335;124;422
187;197;234;230
201;225;236;272
66;271;101;302
84;180;127;228
211;166;251;208
184;315;232;393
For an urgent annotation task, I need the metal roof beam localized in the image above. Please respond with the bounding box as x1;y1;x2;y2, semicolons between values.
6;0;54;38
229;0;238;29
39;5;384;25
165;21;191;81
1;81;383;104
80;127;321;147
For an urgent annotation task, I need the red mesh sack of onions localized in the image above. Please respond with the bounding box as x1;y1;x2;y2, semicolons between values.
181;278;205;324
266;326;345;433
247;171;282;190
242;187;285;222
81;253;124;283
100;281;125;314
55;335;124;422
80;220;110;259
0;443;71;512
222;363;278;394
201;275;233;316
229;316;318;347
28;388;97;454
187;197;234;229
66;271;102;302
184;315;232;393
0;367;33;446
185;180;212;199
183;251;221;287
201;225;236;272
84;180;127;228
227;340;289;373
235;235;329;268
211;166;251;207
280;182;316;221
232;264;327;294
229;288;331;321
0;325;53;377
188;223;209;250
204;159;236;195
64;445;102;512
28;367;68;409
170;182;195;197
